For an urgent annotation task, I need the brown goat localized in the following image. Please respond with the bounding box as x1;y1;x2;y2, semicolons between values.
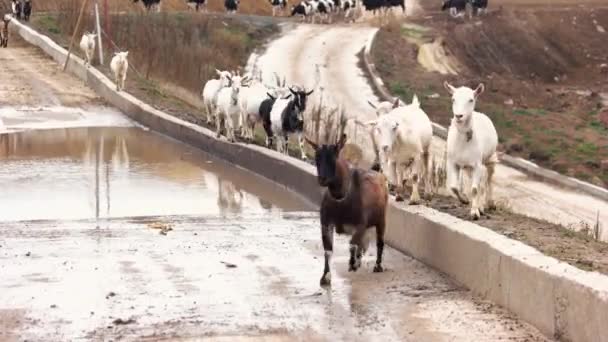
306;134;389;286
1;17;10;48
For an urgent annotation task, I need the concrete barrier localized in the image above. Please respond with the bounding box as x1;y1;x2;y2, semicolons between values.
362;29;608;202
12;19;608;342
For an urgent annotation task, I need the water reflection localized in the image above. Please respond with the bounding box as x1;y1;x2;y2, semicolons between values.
0;127;311;221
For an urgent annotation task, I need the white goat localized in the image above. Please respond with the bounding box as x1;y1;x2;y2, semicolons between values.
444;81;498;219
216;75;249;142
110;51;129;92
79;33;97;67
366;97;404;167
364;94;433;204
202;70;233;125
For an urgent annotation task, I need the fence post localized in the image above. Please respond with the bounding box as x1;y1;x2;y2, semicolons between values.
95;2;104;65
63;0;90;71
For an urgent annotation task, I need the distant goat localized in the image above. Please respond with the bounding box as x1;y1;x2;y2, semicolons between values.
22;0;31;21
79;32;97;67
202;70;233;125
306;134;389;286
186;0;207;11
239;74;288;142
470;0;488;16
133;0;161;12
225;0;239;13
441;0;467;18
269;0;288;16
291;1;313;22
1;16;10;48
110;51;129;92
364;95;433;204
444;81;498;219
11;0;21;20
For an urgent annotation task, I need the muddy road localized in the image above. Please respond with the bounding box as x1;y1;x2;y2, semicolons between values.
0;33;549;341
254;23;608;237
0;36;130;132
0;128;549;341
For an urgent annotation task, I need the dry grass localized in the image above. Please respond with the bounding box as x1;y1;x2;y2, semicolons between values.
30;1;276;95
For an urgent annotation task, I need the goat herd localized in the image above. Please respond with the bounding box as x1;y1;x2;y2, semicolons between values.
199;67;499;284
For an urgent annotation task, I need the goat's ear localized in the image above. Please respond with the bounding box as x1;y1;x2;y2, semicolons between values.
411;94;420;107
289;87;297;95
474;83;485;97
337;134;347;151
266;92;276;101
304;136;318;151
215;69;222;76
443;81;455;94
283;94;293;99
367;100;377;109
305;89;314;96
392;97;401;108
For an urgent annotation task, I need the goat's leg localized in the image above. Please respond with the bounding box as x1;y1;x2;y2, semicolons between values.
226;114;235;143
348;228;366;272
447;160;468;204
395;166;407;202
320;224;334;286
422;150;433;200
215;112;222;139
486;163;496;210
409;157;422;205
374;220;386;273
297;132;307;160
469;164;483;220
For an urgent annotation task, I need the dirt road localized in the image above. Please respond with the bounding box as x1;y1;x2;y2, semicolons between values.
254;23;608;237
1;215;547;341
0;36;132;132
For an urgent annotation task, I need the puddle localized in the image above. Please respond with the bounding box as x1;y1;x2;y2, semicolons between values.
0;105;133;132
0;127;313;221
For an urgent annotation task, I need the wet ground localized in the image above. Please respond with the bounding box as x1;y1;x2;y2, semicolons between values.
0;127;549;341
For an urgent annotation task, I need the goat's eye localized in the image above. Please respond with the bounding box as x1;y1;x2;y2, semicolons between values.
469;99;474;103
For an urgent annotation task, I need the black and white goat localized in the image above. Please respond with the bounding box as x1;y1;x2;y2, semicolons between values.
266;87;314;159
290;1;313;22
133;0;162;12
441;0;467;18
225;0;239;13
269;0;288;16
470;0;488;16
186;0;207;12
11;0;21;20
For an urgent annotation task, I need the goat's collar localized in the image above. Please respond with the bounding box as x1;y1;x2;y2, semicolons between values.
455;125;474;142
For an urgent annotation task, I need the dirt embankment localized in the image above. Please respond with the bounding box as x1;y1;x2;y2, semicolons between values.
372;5;608;188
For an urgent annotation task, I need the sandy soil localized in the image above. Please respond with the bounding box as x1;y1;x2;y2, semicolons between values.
0;214;548;341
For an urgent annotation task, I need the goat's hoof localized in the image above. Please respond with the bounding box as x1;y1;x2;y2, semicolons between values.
487;201;497;211
470;210;480;220
395;195;405;202
408;197;421;205
373;264;384;273
320;273;331;286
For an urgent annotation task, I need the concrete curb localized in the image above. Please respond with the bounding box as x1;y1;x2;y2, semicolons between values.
362;29;608;202
12;20;608;342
